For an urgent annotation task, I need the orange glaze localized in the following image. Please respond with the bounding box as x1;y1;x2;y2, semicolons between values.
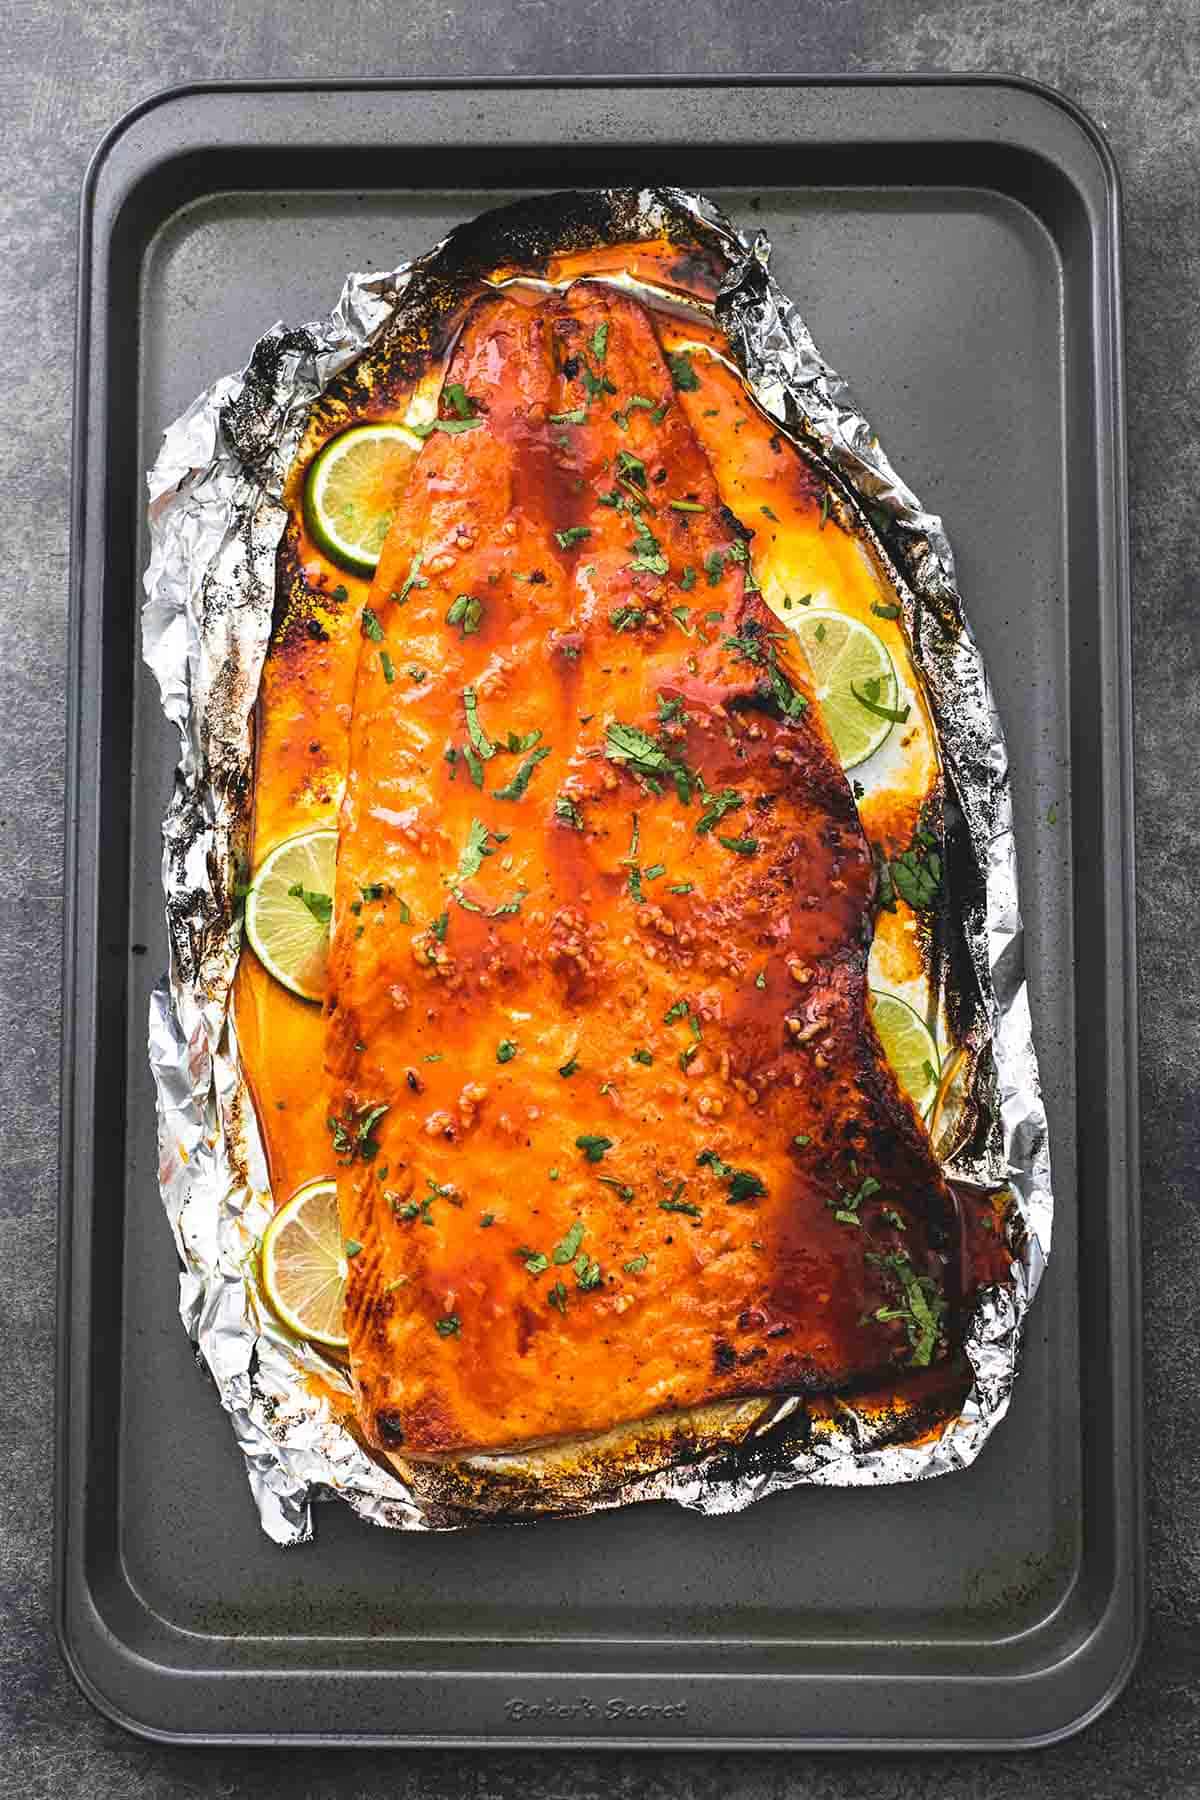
321;283;960;1458
232;438;409;1196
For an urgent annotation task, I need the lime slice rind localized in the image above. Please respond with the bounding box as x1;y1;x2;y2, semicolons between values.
244;827;337;1003
260;1178;350;1349
304;423;421;576
788;610;901;771
869;989;941;1120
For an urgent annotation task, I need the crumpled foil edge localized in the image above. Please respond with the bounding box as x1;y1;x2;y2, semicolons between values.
141;188;1051;1544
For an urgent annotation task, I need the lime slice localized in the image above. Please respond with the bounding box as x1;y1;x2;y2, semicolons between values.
869;990;941;1119
260;1179;349;1348
303;423;421;575
789;611;900;769
244;827;337;1003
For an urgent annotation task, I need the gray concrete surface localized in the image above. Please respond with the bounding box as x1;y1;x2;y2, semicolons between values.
2;0;1197;1793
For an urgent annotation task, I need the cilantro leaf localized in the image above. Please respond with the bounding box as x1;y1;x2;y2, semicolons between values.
288;882;332;926
446;594;484;637
575;1134;613;1163
413;417;483;438
851;681;911;725
394;553;428;606
552;1220;585;1264
695;788;742;835
443;382;477;419
455;818;495;882
493;744;552;802
463;687;496;759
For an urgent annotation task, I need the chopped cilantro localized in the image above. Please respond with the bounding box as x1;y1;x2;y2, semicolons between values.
575;1254;603;1291
852;680;911;725
379;650;395;683
695;788;742;836
559;1056;580;1078
547;1281;569;1315
446;594;484;637
605;721;694;804
463;687;496;760
394;553;428;605
865;1250;947;1366
718;834;759;856
326;1100;388;1165
493;744;551;802
455;817;495;882
872;601;902;621
443;382;476;419
549;406;587;425
556;525;592;549
696;1148;766;1205
555;795;583;829
591;321;609;360
288;882;332;926
412;417;483;438
631;1048;653;1066
576;1134;613;1163
496;1039;519;1064
552;1220;585;1264
623;1254;648;1274
434;1313;462;1336
679;566;697;591
361;605;384;642
667;351;701;391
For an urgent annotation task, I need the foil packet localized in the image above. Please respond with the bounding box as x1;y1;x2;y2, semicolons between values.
142;188;1052;1545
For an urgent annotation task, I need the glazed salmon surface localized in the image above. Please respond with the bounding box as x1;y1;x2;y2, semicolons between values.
325;283;956;1458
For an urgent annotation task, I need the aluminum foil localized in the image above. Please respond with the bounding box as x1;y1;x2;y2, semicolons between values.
142;188;1052;1544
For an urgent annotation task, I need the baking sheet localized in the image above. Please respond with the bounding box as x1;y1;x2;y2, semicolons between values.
57;79;1141;1748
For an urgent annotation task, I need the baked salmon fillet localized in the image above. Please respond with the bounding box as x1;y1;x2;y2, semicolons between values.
325;283;958;1460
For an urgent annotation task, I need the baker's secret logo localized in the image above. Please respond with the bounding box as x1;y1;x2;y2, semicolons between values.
504;1695;688;1723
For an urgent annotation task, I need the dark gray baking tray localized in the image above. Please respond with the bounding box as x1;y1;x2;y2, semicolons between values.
57;77;1141;1749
